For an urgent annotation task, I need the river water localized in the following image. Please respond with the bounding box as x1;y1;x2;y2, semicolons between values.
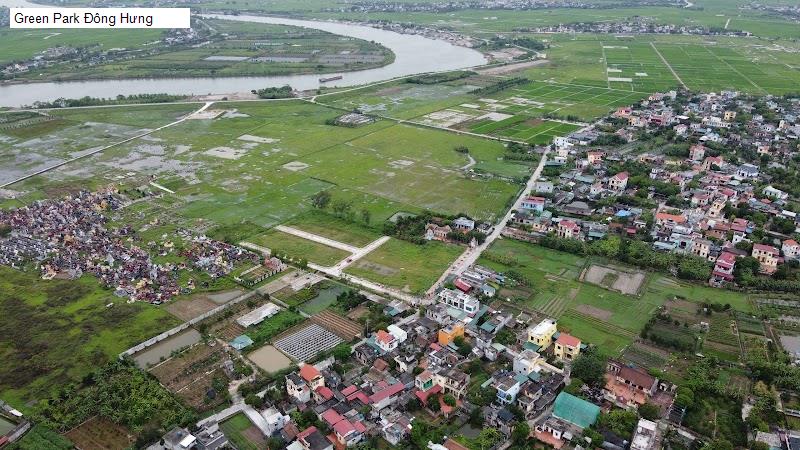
0;0;487;106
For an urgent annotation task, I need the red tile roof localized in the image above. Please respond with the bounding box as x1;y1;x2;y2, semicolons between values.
353;421;367;433
556;333;581;348
315;386;334;401
299;364;321;383
340;385;357;396
333;419;355;437
321;408;344;426
753;243;778;255
613;171;629;181
376;330;394;344
298;426;318;440
369;382;405;404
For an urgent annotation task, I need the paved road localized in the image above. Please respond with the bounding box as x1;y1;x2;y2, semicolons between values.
1;102;214;188
276;225;361;254
327;236;392;275
425;148;551;297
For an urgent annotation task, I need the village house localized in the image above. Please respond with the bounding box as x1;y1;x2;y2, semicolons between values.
604;360;658;408
553;333;581;361
438;288;480;315
752;243;780;274
520;196;546;213
711;252;737;284
689;144;706;161
783;239;800;260
557;220;581;239
527;319;558;350
425;223;451;242
608;171;629;191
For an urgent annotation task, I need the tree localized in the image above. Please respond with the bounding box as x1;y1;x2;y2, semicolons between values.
331;343;352;361
361;208;371;225
677;256;712;281
331;199;353;218
428;395;441;412
476;428;503;449
571;347;607;387
734;256;761;283
751;442;770;450
638;402;661;420
598;409;639;437
469;405;484;427
512;421;530;445
702;439;734;450
443;394;456;407
564;377;585;396
311;190;331;209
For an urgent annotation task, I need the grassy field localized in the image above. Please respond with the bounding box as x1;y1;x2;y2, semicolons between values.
250;229;350;266
5;99;523;246
0;266;180;409
284;212;383;247
220;413;263;450
346;239;463;294
478;239;753;356
0;28;164;66
7;20;392;82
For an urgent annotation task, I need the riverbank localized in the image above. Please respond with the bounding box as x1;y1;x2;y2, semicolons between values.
0;13;486;107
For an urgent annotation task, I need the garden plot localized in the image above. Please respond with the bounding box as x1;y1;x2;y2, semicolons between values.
582;264;646;295
65;417;135;450
148;342;230;411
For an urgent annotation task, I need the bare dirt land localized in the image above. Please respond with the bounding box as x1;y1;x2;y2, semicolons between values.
165;289;244;321
583;264;646;295
64;417;134;450
576;304;613;320
247;345;293;373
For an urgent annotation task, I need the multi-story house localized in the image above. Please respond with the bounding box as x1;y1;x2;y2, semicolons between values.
553;333;581;361
527;319;558;350
752;243;779;274
437;288;480;315
557;220;581;239
608;171;629;190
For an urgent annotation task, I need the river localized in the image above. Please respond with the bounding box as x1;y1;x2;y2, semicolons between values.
0;0;487;106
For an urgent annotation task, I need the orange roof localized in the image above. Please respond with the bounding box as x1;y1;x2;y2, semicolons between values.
655;212;686;223
556;333;581;348
299;364;321;382
376;329;394;344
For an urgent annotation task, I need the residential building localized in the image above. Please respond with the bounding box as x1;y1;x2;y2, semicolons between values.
783;239;800;260
425;223;451;241
438;322;465;346
689;144;705;161
376;329;398;353
296;426;333;450
630;418;658;450
711;252;736;283
604;360;658;408
552;392;600;429
520;196;546;213
752;243;779;274
287;372;311;403
736;163;759;179
557;220;581;239
608;172;629;190
553;333;581;361
528;319;558;350
437;288;480;315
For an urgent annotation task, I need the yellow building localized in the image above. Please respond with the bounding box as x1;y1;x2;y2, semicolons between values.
438;322;465;346
527;319;557;350
554;333;581;361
